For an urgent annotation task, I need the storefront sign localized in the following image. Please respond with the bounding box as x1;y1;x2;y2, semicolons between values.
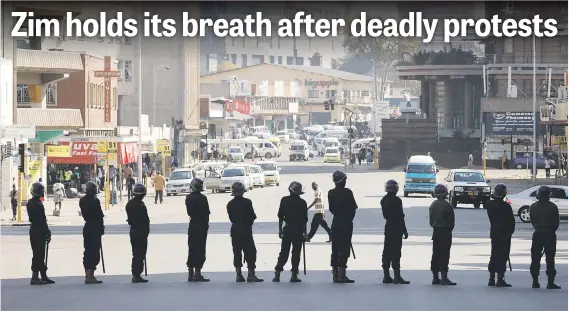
46;145;70;157
72;142;99;157
157;139;171;155
486;112;537;136
93;56;121;123
48;142;138;165
225;99;250;115
304;79;340;89
552;136;567;145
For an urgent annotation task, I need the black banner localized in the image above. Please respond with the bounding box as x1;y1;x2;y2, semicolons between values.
486;112;537;136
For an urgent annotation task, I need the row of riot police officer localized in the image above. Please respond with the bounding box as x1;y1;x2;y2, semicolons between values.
25;170;561;289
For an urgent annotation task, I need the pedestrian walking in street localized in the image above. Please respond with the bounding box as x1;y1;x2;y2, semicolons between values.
329;170;358;283
126;183;150;283
272;181;308;283
381;180;410;284
185;178;211;282
80;181;105;284
126;174;136;200
27;182;55;285
52;179;65;216
227;182;263;283
468;153;474;168
545;157;552;178
429;184;456;286
153;172;165;204
305;182;332;243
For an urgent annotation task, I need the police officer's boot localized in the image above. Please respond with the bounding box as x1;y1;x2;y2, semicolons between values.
192;268;210;282
440;272;457;286
40;270;55;284
30;271;44;285
488;272;496;286
531;275;540;288
247;269;264;283
132;274;149;283
496;274;511;287
235;267;245;283
432;272;441;285
84;269;102;284
187;267;194;282
546;274;561;289
337;268;355;283
290;272;302;283
272;270;281;282
382;269;394;284
393;269;410;285
332;267;339;283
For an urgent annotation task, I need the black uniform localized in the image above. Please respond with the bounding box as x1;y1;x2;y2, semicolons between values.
381;193;408;271
529;200;560;280
485;199;515;276
27;197;50;274
186;192;210;270
79;195;105;271
227;196;258;269
126;198;150;276
428;199;455;274
329;187;358;269
275;195;308;273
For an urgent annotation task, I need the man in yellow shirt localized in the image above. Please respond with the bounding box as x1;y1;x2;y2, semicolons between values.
153;172;166;204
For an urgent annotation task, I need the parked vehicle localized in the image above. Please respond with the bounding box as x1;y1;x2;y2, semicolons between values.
444;169;491;208
166;168;198;196
289;140;310;161
324;147;342;163
403;155;438;197
512;152;557;169
249;165;266;188
256;161;281;186
506;185;568;223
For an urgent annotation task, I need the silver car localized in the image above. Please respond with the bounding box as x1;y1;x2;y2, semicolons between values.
166;169;198;196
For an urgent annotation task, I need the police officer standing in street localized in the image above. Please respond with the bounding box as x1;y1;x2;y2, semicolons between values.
79;181;105;284
27;182;55;285
529;186;561;289
185;178;211;282
380;180;410;285
329;170;358;284
305;182;332;243
429;184;456;286
485;183;515;287
126;183;150;283
226;182;263;283
273;181;308;283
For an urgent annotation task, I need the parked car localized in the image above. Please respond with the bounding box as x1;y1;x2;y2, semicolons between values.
506;185;568;223
256;161;281;186
512;152;557;169
166;168;198;196
444;169;491;208
249;165;265;188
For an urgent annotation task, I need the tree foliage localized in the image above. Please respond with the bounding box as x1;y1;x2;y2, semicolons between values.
217;60;239;72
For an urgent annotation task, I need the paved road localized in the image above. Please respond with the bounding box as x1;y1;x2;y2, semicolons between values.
2;152;567;311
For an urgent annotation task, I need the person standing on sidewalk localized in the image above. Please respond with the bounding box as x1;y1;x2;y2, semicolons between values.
545;157;552;178
126;174;136;200
305;182;332;243
153;172;166;204
10;184;17;221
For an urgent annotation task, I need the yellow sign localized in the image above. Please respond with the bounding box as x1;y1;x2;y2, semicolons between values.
157;139;171;155
97;141;118;153
27;160;42;182
46;145;70;157
552;136;567;145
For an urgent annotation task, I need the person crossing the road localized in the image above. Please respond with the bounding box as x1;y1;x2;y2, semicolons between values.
79;181;105;284
27;182;55;285
126;183;150;283
485;183;515;287
429;184;457;286
185;178;211;282
273;181;308;283
529;186;561;289
380;180;410;285
305;182;332;243
226;182;263;283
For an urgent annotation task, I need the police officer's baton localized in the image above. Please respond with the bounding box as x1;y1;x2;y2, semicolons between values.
144;258;148;276
302;240;307;275
100;246;106;273
350;243;356;260
45;242;49;266
508;257;512;272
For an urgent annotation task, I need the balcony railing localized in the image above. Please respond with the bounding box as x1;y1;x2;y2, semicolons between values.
17;84;56;105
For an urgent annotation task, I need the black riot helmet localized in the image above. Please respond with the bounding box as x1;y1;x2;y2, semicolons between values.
85;181;98;196
30;182;45;198
433;184;448;199
332;170;347;184
492;183;507;199
231;182;246;196
385;179;399;193
537;185;551;201
288;181;304;195
190;178;205;193
132;183;147;198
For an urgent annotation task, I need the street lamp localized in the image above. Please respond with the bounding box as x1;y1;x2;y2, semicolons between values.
153;65;171;126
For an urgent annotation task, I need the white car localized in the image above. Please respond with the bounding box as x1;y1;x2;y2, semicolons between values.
506;185;568;223
324;147;342;163
227;146;245;162
286;129;299;140
257;161;281;186
249;165;265;188
275;130;290;142
444;169;491;208
219;166;252;193
166;169;198;196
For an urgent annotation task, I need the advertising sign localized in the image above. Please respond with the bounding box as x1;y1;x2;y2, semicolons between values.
46;145;70;157
486;112;537;136
94;56;121;123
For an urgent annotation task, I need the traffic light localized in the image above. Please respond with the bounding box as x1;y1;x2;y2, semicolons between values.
18;144;24;172
324;101;329;110
330;100;335;110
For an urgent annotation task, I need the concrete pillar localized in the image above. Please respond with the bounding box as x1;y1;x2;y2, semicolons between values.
420;81;429;117
444;80;453;129
29;85;47;109
464;79;473;129
428;81;436;120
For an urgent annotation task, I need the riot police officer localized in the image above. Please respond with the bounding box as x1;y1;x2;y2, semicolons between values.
529;186;561;289
273;181;308;283
227;182;263;283
429;184;456;286
185;178;211;282
485;183;515;287
126;183;150;283
329;170;358;284
27;182;55;285
79;181;105;284
381;180;410;284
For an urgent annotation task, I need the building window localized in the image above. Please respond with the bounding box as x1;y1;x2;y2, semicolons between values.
326;90;337;98
121;60;132;81
361;91;370;97
308;90;319;98
207;54;218;73
269;56;275;64
17;85;30;104
504;38;514;54
241;54;248;67
252;54;265;65
296;57;304;65
231;54;237;64
117;60;124;81
46;85;56;105
278;56;283;64
287;56;294;65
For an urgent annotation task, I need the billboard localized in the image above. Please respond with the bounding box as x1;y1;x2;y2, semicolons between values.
486;112;537;136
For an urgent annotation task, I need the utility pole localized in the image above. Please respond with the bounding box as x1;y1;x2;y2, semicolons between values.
371;60;378;135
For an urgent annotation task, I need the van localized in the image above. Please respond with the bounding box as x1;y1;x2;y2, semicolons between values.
252;139;279;159
289;140;310;161
403;155;439;197
314;130;348;147
317;137;340;155
228;146;245;162
351;138;375;155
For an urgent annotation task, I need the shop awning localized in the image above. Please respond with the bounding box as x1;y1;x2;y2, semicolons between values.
29;130;66;143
